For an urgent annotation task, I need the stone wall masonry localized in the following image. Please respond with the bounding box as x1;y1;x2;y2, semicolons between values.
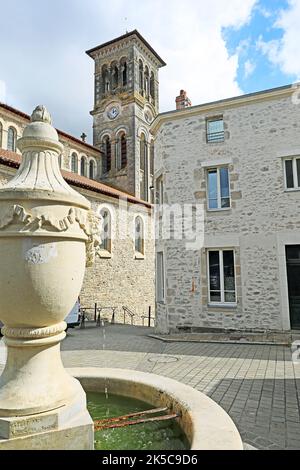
154;91;300;332
79;188;155;325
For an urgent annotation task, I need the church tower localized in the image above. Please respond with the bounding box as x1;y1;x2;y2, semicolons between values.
86;30;166;202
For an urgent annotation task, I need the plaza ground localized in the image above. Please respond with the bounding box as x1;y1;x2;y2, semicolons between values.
59;323;300;450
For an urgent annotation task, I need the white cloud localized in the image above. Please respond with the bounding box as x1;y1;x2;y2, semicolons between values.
0;0;257;138
257;0;300;78
0;81;6;102
92;0;257;111
244;60;256;78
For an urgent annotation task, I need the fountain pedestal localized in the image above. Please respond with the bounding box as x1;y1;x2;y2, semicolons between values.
0;106;100;449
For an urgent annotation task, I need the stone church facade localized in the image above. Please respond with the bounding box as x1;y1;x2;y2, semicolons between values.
152;84;300;333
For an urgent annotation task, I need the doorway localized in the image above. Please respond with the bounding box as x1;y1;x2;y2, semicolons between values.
286;245;300;330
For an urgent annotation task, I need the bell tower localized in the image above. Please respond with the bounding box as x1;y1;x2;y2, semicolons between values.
86;30;166;201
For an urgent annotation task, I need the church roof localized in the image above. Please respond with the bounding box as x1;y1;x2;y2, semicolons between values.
0;103;101;154
86;29;166;67
0;149;152;208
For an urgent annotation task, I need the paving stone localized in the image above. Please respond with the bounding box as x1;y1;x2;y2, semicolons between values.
56;325;300;451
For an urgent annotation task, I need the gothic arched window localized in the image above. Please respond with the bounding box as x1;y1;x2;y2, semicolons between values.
111;63;118;90
89;160;96;179
150;141;154;203
135;216;144;255
144;66;149;98
102;136;111;173
139;60;144;94
150;72;155;100
102;65;110;93
116;132;127;171
121;133;127;169
121;60;127;86
140;133;148;201
100;208;112;253
80;156;87;176
7;126;17;152
71;152;78;173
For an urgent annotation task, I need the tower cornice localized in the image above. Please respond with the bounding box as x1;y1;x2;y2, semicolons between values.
86;29;166;68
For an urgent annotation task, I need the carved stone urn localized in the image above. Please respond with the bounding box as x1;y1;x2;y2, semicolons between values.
0;106;100;449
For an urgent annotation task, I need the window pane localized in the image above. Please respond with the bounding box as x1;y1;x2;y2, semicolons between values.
285;160;294;188
220;167;230;208
208;170;218;209
208;119;224;134
207;119;224;142
89;161;94;179
220;167;229;197
7;128;16;151
223;250;235;294
100;211;110;251
209;251;220;293
225;291;236;302
297;159;300;188
135;217;143;253
210;291;221;302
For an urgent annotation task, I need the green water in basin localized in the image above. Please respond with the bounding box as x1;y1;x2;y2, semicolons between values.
87;392;190;450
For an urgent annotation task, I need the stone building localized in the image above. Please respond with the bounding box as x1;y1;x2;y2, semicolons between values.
2;29;299;333
152;84;300;333
86;29;166;201
0;102;155;325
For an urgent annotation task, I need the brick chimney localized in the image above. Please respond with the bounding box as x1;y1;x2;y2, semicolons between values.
175;90;192;110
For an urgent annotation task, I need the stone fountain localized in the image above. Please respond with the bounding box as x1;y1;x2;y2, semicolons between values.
0;106;101;449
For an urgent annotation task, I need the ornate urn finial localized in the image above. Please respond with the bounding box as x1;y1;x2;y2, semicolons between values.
0;106;100;448
30;105;52;124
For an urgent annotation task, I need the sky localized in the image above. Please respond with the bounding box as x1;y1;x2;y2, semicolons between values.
0;0;299;143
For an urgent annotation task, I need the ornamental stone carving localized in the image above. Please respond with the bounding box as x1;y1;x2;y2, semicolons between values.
0;106;96;448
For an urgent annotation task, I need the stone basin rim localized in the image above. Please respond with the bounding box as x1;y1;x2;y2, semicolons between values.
68;367;243;451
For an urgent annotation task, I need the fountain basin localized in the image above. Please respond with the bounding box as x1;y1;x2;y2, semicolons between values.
69;368;243;450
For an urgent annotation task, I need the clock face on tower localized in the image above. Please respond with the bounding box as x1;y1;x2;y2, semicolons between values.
107;106;120;120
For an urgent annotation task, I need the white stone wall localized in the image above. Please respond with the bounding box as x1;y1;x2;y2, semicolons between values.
154;90;300;332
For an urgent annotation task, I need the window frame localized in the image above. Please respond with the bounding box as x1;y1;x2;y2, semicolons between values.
139;134;148;201
283;156;300;191
71;152;78;173
99;208;112;255
156;175;164;205
156;251;165;303
7;126;17;152
206;117;225;143
80;156;87;177
207;249;237;307
89;159;96;179
206;166;231;211
134;215;145;257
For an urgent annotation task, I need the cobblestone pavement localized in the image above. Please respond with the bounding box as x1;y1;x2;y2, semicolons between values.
1;324;300;450
60;324;300;450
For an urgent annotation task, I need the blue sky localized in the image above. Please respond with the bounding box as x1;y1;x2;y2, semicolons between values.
0;0;299;142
